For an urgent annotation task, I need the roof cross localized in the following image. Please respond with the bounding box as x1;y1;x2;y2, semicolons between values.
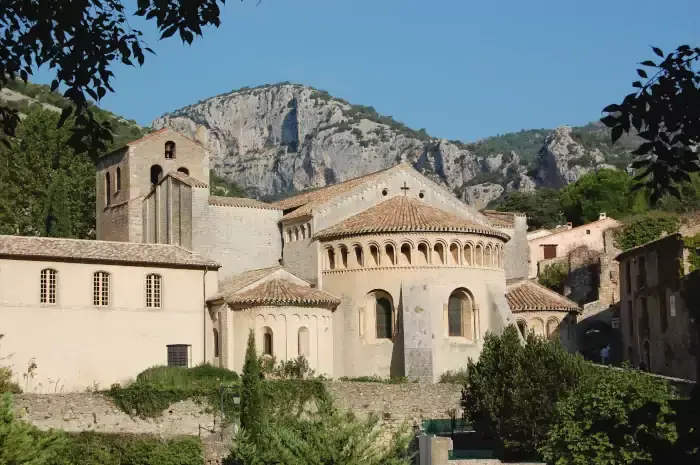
400;181;410;196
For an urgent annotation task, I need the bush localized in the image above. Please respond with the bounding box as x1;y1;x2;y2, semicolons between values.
240;330;266;441
0;393;67;464
462;326;586;460
56;432;203;465
614;211;681;251
227;401;413;465
438;368;469;384
538;262;569;292
540;366;676;465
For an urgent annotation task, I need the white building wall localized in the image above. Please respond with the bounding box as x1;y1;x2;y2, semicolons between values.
0;258;218;392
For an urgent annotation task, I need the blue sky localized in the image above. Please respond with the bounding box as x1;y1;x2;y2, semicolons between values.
34;0;700;142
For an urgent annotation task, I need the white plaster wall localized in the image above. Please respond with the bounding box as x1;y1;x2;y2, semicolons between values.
0;258;218;392
320;232;508;381
228;306;333;376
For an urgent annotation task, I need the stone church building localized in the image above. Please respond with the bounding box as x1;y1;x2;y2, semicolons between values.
0;128;580;391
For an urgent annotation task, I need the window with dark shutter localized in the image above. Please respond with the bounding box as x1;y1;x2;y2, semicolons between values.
375;298;393;339
167;344;190;367
542;244;557;260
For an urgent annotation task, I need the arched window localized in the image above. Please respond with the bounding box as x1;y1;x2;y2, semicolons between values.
484;245;492;268
339;246;349;269
40;268;57;304
493;247;499;268
376;297;393;339
547;318;560;340
105;172;111;206
517;320;527;337
301;226;306;240
369;244;380;267
294;227;299;241
286;229;292;243
116;167;122;192
464;244;473;266
93;271;110;307
433;243;445;265
449;243;460;265
213;328;220;357
306;223;312;237
499;246;505;268
354;245;364;267
384;244;396;266
262;327;273;356
150;164;163;186
447;289;475;340
475;244;483;266
326;248;336;270
400;243;411;265
298;327;310;357
177;167;189;176
145;273;162;308
165;141;176;159
531;318;544;336
417;242;429;265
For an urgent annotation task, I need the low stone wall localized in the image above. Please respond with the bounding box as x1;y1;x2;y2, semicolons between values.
11;381;463;438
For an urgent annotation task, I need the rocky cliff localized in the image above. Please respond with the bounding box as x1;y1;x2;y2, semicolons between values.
152;83;639;205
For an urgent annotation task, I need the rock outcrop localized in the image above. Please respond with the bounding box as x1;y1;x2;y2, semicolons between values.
152;83;633;204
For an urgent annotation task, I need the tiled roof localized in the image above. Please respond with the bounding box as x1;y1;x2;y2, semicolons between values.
227;278;340;307
101;127;207;158
166;171;208;188
315;196;509;240
272;165;401;219
215;266;283;299
506;279;580;313
208;196;280;210
0;235;219;268
481;210;516;228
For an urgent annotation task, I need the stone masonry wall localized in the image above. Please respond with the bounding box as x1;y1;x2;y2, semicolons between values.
12;382;463;437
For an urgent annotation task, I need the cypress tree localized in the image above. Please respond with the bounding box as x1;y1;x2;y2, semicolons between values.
239;329;266;441
43;171;73;237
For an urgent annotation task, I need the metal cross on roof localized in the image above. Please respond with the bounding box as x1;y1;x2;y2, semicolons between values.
401;181;410;196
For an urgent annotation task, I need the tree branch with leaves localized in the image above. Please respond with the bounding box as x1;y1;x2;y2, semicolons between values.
602;45;700;204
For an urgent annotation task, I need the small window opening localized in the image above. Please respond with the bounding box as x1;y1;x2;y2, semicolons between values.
165;141;176;159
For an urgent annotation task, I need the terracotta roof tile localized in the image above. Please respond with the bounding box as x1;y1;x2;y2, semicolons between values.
315;196;509;240
506;279;580;313
272;165;402;219
215;266;283;299
481;210;516;228
228;278;340;307
208;196;280;210
0;235;219;268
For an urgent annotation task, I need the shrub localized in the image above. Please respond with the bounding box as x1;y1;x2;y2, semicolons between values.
540;366;676;465
240;330;266;441
0;393;67;464
614;211;681;251
462;326;586;460
538;261;569;292
227;401;413;465
438;368;469;384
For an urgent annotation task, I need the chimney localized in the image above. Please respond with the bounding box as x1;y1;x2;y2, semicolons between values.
599;212;607;220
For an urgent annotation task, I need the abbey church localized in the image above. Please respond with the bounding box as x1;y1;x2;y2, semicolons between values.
0;128;581;391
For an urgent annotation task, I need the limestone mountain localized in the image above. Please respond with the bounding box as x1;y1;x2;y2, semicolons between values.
153;83;642;208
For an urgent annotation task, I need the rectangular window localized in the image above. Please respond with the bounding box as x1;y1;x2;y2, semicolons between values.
145;274;162;308
167;344;191;367
40;269;57;304
542;244;557;260
93;271;110;306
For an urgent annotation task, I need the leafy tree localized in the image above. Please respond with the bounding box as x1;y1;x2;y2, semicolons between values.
240;329;266;442
540;366;676;465
462;326;586;460
0;110;95;238
559;169;647;225
227;402;413;465
613;211;680;251
0;0;245;151
602;45;700;203
0;393;67;464
491;188;563;230
538;262;568;293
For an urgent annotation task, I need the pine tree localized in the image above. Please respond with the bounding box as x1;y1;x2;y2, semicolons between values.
239;329;266;442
